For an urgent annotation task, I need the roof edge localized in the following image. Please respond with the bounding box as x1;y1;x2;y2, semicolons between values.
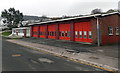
29;12;119;26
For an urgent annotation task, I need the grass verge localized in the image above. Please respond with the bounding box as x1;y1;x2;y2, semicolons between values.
2;31;11;36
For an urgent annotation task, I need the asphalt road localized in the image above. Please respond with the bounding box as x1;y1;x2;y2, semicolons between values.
2;38;103;71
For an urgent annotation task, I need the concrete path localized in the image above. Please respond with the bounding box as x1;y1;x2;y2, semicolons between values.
6;39;119;71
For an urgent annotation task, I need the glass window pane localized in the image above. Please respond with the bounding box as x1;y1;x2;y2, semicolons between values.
62;31;64;37
58;31;61;36
52;32;54;36
75;31;78;38
64;31;67;37
84;31;87;38
108;26;113;35
116;27;119;35
67;31;70;37
79;31;82;38
89;31;92;39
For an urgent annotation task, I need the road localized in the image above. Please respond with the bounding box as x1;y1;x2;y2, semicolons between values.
2;37;103;71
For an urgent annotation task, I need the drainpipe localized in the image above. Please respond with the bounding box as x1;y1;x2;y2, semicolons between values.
94;16;100;46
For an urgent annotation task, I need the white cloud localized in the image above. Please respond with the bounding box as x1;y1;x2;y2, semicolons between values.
0;0;119;17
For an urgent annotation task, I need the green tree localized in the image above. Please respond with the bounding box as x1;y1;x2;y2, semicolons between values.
1;8;23;29
106;9;118;13
91;8;102;14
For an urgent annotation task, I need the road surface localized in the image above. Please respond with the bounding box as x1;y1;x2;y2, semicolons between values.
2;37;103;71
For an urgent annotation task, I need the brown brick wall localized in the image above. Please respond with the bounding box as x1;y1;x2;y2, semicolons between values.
100;14;120;45
91;18;97;44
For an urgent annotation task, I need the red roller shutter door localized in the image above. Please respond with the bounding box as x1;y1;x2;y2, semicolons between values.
86;22;92;43
74;22;92;43
59;24;70;40
48;24;56;39
39;25;46;38
74;22;83;42
32;26;39;37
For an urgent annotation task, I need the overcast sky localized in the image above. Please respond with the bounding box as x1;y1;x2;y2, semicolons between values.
0;0;119;17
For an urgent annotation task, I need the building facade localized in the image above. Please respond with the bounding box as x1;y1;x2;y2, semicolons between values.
30;12;120;45
12;27;31;37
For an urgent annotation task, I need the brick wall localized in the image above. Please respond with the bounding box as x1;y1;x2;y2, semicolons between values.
100;14;120;45
91;18;97;44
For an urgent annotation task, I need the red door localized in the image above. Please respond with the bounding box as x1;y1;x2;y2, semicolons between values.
59;23;70;40
74;21;92;43
39;25;46;38
48;24;56;39
32;26;39;37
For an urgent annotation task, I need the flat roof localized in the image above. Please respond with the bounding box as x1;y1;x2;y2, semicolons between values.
12;27;30;29
29;12;119;26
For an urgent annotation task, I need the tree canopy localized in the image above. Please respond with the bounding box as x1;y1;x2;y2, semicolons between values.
1;8;23;29
106;9;118;13
91;8;102;14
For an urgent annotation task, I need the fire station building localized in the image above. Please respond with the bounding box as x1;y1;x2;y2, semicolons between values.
30;12;120;45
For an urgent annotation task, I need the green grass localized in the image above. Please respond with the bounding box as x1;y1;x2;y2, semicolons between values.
2;31;11;36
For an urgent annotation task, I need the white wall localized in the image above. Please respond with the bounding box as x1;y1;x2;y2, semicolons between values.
12;27;31;37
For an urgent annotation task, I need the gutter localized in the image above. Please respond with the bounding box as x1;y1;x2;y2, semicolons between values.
94;16;101;47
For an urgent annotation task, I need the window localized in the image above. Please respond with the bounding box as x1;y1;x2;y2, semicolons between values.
27;29;30;33
34;32;37;35
67;31;70;37
79;31;82;38
84;31;87;38
52;32;54;36
40;32;42;35
50;32;52;36
48;32;49;35
42;32;44;35
14;30;15;33
41;32;43;35
116;27;119;35
61;31;64;37
75;31;78;38
45;32;46;35
18;30;20;33
54;32;56;36
20;30;23;33
59;31;61;36
39;32;41;35
108;26;113;35
49;32;51;36
65;31;67;37
89;31;92;39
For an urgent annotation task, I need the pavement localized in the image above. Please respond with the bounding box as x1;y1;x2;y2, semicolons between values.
6;37;119;71
2;37;104;71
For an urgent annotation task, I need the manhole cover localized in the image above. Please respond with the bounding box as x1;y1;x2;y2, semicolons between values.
12;54;21;57
38;58;54;64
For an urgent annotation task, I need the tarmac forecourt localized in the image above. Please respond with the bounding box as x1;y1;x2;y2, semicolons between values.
5;39;119;72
